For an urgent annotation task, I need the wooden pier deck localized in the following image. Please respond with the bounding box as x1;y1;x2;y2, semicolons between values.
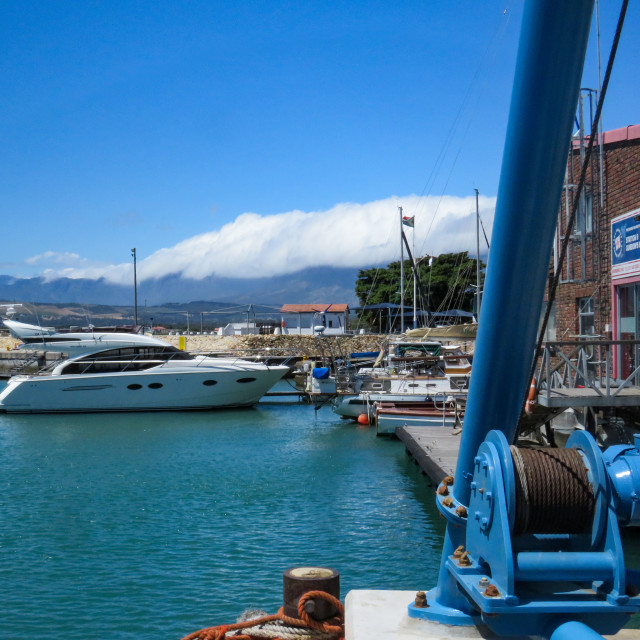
395;426;461;485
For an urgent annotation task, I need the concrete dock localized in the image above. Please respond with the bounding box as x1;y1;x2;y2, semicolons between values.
395;426;462;484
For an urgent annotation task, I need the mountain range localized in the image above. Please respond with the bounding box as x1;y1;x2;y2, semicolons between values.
0;267;361;324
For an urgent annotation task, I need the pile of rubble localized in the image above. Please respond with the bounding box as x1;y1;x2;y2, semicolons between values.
163;333;389;357
0;333;389;358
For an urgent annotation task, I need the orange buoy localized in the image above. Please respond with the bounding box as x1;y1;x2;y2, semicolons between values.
357;413;370;425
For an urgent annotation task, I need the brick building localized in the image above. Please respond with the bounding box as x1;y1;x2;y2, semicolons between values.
548;124;640;379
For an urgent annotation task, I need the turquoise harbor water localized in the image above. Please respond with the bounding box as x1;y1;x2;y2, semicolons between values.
0;389;446;639
2;383;639;639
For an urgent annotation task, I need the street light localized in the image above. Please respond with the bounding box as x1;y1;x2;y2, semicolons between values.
131;248;138;326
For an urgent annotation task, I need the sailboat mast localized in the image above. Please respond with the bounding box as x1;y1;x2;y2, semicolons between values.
413;215;417;328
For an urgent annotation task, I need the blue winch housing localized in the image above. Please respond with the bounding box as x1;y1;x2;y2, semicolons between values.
602;434;640;527
413;430;640;637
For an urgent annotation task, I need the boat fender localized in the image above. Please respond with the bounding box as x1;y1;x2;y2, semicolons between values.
357;413;370;425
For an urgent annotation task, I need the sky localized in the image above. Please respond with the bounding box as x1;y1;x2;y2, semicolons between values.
1;1;638;287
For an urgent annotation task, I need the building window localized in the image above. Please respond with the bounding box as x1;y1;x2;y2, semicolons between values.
578;192;593;234
540;301;556;341
578;297;595;336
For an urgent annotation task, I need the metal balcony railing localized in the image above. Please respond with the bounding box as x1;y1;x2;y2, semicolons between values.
534;339;640;407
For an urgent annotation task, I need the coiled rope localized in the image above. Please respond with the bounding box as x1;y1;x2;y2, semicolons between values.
510;446;595;536
180;591;344;640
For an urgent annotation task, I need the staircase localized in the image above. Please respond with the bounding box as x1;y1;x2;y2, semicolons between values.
8;355;42;376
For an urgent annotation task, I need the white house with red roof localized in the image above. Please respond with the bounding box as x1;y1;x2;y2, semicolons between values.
279;304;349;335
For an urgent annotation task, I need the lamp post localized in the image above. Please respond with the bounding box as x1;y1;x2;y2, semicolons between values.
475;188;482;317
398;206;404;333
131;248;138;326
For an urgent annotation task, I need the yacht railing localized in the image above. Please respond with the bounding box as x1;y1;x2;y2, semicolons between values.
534;339;640;402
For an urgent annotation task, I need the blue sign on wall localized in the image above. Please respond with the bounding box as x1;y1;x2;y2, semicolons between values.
612;208;640;279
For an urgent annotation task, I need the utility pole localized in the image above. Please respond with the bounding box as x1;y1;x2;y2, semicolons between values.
131;248;138;326
475;190;482;317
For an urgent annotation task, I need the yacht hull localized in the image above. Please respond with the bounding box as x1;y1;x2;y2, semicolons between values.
0;365;288;413
332;393;450;419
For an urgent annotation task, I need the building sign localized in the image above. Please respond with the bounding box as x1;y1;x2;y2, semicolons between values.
612;207;640;279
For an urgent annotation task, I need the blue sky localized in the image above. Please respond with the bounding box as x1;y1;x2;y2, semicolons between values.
1;1;638;286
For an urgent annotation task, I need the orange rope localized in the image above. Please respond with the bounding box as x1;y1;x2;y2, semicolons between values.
180;590;345;640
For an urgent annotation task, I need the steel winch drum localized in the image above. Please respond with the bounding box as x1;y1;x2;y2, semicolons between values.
509;445;595;536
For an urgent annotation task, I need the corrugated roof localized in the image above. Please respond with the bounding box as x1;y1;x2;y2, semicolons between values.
280;304;349;313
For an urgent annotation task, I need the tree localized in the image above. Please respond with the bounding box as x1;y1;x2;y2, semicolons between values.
355;251;485;327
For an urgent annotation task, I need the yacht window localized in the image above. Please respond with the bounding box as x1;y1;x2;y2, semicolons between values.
148;382;163;389
74;346;193;363
237;377;257;383
449;377;469;390
61;360;160;374
60;345;193;375
127;384;142;390
203;379;218;386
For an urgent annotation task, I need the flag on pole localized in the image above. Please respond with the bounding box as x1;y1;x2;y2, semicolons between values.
402;215;415;228
428;256;433;267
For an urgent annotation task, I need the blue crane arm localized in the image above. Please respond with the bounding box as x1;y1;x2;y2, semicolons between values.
454;0;594;507
415;1;640;637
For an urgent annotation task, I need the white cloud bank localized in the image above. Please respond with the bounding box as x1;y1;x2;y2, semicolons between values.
34;194;495;284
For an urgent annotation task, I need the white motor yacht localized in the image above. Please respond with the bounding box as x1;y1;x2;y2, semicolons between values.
0;320;288;413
